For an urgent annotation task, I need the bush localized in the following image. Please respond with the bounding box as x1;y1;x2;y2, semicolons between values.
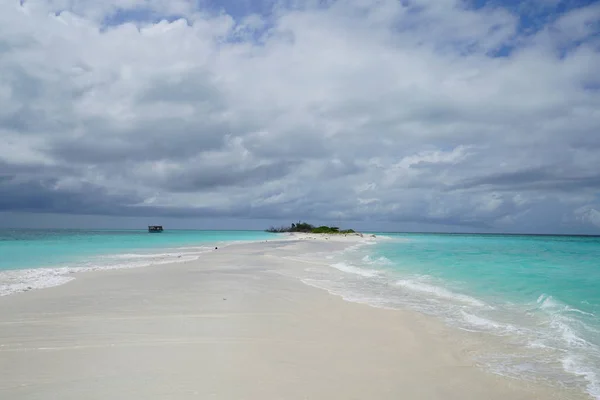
311;226;340;233
266;222;355;234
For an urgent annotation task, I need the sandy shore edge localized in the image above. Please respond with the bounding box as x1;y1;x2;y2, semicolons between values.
0;236;590;399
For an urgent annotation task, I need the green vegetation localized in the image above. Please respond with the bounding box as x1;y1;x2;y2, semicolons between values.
266;221;356;234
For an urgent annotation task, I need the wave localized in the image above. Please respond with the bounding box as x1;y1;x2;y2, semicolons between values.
330;262;381;278
536;294;596;317
459;311;523;335
0;248;211;296
394;279;489;308
563;355;600;400
289;244;600;399
527;294;600;398
0;268;75;296
361;255;393;266
108;250;209;259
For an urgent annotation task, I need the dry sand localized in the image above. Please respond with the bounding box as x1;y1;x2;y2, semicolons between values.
0;236;589;399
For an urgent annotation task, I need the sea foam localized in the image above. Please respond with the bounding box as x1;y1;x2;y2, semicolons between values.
0;247;212;296
288;234;600;399
394;279;489;308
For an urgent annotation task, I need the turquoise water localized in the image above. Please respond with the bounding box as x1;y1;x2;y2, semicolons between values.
2;230;599;397
374;234;600;319
298;233;600;399
0;229;272;295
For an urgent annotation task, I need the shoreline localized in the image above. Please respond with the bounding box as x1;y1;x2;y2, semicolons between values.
0;231;375;297
0;230;370;298
0;236;590;399
0;232;282;297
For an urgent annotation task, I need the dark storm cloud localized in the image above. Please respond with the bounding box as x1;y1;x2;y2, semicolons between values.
158;160;299;192
47;119;229;164
452;168;600;192
0;176;322;220
391;215;492;229
0;177;140;215
0;161;77;181
0;176;243;218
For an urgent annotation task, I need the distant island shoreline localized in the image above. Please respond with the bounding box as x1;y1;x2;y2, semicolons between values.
266;222;356;235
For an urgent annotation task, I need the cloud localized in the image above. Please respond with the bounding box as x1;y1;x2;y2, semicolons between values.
573;205;600;228
0;0;599;232
450;167;600;192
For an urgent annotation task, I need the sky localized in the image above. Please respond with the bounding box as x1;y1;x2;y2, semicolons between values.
0;0;599;233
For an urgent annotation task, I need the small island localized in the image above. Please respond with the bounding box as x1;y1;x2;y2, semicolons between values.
266;221;356;234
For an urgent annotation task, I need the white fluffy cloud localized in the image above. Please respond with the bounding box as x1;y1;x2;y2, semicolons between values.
1;0;600;232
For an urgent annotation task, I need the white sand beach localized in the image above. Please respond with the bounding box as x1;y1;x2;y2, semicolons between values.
0;236;589;399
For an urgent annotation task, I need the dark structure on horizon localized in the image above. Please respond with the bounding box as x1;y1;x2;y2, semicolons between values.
148;225;163;233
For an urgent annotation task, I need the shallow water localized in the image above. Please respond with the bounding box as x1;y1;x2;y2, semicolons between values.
2;229;599;398
0;229;273;296
294;233;600;399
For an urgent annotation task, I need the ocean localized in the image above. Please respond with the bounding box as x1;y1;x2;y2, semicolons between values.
2;229;599;398
0;229;272;296
293;233;600;399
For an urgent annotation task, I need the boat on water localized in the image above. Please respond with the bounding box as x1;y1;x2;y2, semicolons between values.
148;225;163;233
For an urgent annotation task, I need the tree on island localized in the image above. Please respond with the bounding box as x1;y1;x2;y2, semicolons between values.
266;221;355;234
